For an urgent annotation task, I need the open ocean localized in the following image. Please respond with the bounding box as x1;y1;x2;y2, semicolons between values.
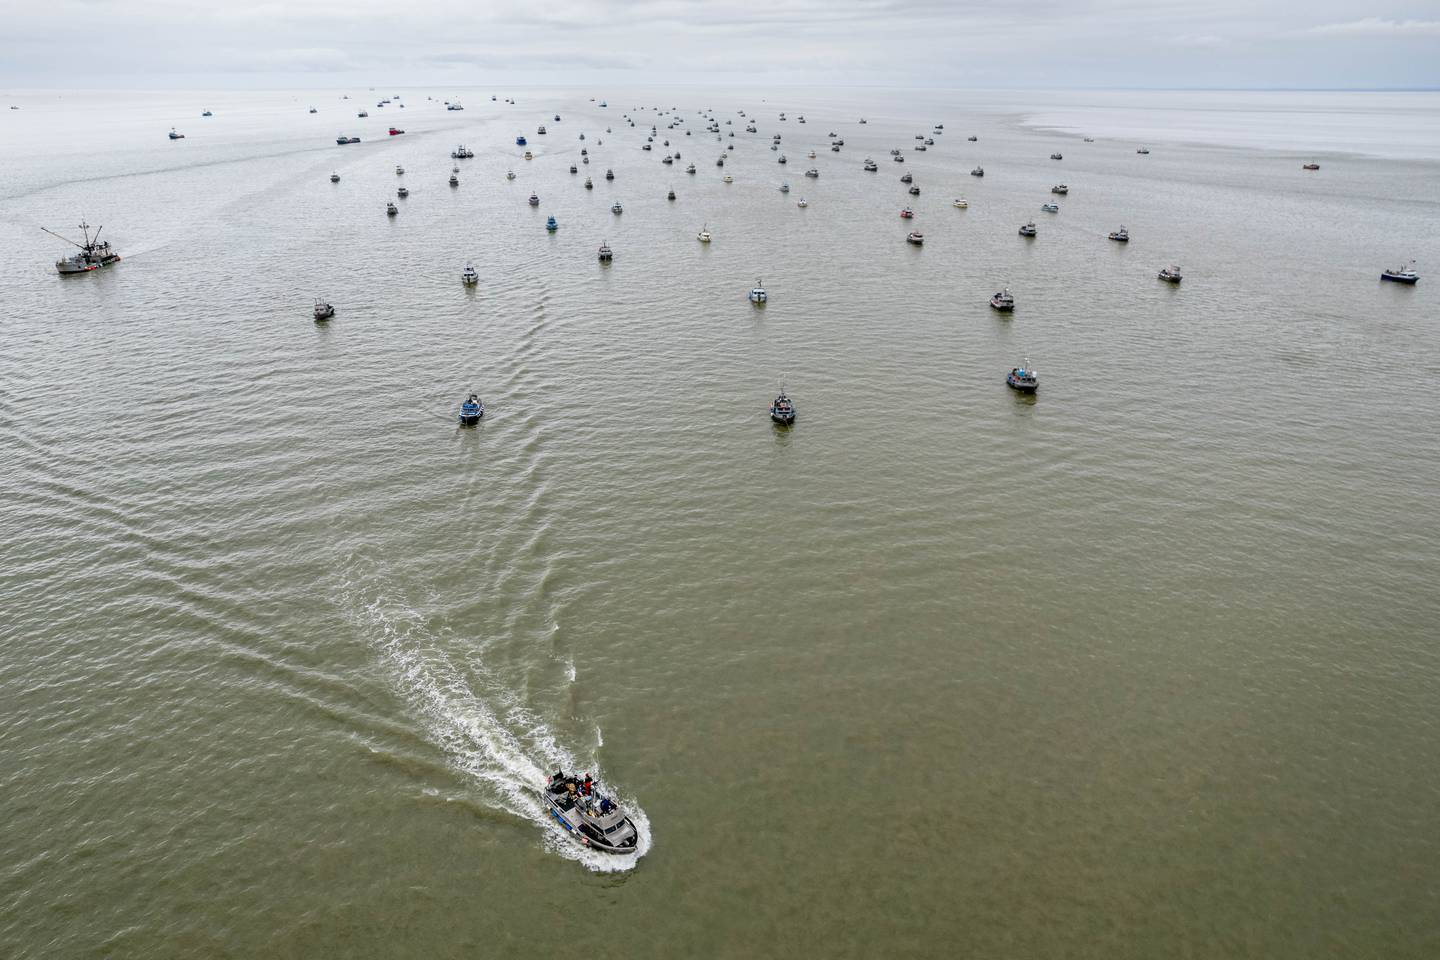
2;86;1438;958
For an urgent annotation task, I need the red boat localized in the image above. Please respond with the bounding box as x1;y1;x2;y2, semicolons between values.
899;207;914;219
389;127;405;136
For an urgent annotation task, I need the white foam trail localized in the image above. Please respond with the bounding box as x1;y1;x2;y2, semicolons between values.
564;660;577;683
342;583;650;871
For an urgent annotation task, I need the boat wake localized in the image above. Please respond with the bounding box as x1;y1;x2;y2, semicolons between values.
340;578;650;872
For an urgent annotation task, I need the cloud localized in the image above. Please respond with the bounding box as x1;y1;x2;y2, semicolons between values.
1167;33;1227;48
3;1;1439;88
1302;17;1440;37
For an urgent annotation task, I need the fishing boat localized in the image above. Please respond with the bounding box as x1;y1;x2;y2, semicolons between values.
537;125;546;135
1050;152;1063;160
796;198;808;207
667;190;676;200
612;201;624;214
777;155;787;164
462;262;479;285
968;135;978;141
906;231;924;245
529;193;540;205
1051;184;1068;195
1019;221;1037;237
1007;361;1038;392
893;155;904;163
459;394;484;424
336;135;361;144
900;207;914;219
606;169;615;180
1158;265;1182;283
542;772;638;855
1137;147;1150;154
952;197;968;208
313;298;335;321
450;173;460;186
585;177;594;189
769;391;796;425
546;216;558;232
697;224;713;242
723;175;733;183
396;165;405;175
971;166;983;176
397;186;409;198
202;110;212;117
387;202;398;216
451;145;473;158
1381;260;1419;284
900;173;913;184
864;159;878;171
749;279;767;303
686;163;696;173
516;135;527;146
805;168;819;178
1108;226;1129;242
1302;163;1320;170
779;183;790;193
598;241;613;262
1041;202;1058;213
990;288;1014;311
388;127;405;136
330;172;340;182
908;185;920;196
309;106;318;114
168;128;185;139
524;151;533;160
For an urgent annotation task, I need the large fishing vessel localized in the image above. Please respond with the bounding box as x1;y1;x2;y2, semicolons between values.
44;221;121;274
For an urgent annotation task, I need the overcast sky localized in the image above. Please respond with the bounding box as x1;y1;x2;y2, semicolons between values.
3;0;1438;89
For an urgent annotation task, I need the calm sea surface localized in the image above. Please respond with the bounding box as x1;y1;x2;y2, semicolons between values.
2;86;1438;958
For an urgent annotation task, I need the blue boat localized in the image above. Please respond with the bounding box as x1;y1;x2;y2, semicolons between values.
459;394;484;425
516;135;527;146
545;216;558;232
